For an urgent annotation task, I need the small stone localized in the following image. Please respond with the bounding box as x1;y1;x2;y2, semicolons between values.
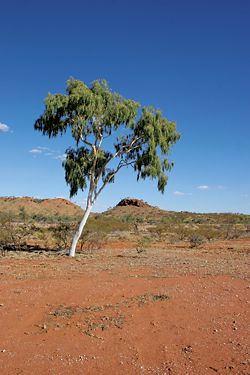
209;367;218;372
182;345;192;354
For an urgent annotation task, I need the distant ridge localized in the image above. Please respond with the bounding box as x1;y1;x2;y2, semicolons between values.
0;196;83;218
1;196;249;225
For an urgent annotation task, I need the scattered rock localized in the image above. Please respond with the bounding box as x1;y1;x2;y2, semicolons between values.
209;367;218;372
182;345;192;354
116;198;150;208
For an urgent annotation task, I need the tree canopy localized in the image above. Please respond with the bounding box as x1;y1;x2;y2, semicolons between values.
35;78;180;201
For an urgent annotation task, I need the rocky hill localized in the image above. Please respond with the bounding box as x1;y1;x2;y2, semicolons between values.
116;198;151;208
104;198;250;225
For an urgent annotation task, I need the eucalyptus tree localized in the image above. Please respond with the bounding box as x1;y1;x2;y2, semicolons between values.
34;78;180;256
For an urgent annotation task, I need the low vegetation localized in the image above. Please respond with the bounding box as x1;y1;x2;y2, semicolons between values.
0;198;250;255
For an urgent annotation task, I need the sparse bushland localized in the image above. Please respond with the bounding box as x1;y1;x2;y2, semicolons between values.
85;215;130;234
0;204;250;255
148;219;249;244
0;212;32;254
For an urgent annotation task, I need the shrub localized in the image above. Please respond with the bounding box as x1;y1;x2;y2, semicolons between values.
135;236;152;254
192;217;205;224
195;226;220;241
51;223;72;250
190;235;205;248
19;206;28;222
122;214;136;224
79;230;107;252
0;217;31;251
148;224;169;241
223;225;242;240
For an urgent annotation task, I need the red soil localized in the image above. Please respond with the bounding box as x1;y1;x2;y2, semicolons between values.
0;239;249;374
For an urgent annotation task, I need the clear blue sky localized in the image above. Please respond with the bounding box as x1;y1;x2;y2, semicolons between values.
0;0;249;213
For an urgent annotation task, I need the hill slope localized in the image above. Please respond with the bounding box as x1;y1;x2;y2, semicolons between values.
104;199;250;225
0;197;83;221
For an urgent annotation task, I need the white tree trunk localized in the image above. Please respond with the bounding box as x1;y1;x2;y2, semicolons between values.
69;203;93;257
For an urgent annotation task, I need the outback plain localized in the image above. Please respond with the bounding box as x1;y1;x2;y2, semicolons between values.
0;197;249;375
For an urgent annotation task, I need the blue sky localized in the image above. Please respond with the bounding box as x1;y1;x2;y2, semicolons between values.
0;0;249;213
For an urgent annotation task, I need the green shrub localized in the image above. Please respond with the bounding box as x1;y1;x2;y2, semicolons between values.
122;214;136;224
19;206;28;222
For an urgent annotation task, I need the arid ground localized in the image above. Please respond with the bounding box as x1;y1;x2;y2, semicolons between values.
0;239;249;375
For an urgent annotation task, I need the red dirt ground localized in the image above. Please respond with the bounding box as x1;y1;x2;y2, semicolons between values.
0;239;249;375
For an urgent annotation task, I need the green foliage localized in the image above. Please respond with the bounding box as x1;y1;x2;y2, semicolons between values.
35;78;180;199
30;212;80;223
32;213;51;222
192;217;205;224
122;214;136;224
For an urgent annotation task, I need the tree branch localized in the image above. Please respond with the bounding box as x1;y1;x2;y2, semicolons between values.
95;136;143;184
96;127;103;150
95;159;136;199
80;134;93;148
115;136;142;157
